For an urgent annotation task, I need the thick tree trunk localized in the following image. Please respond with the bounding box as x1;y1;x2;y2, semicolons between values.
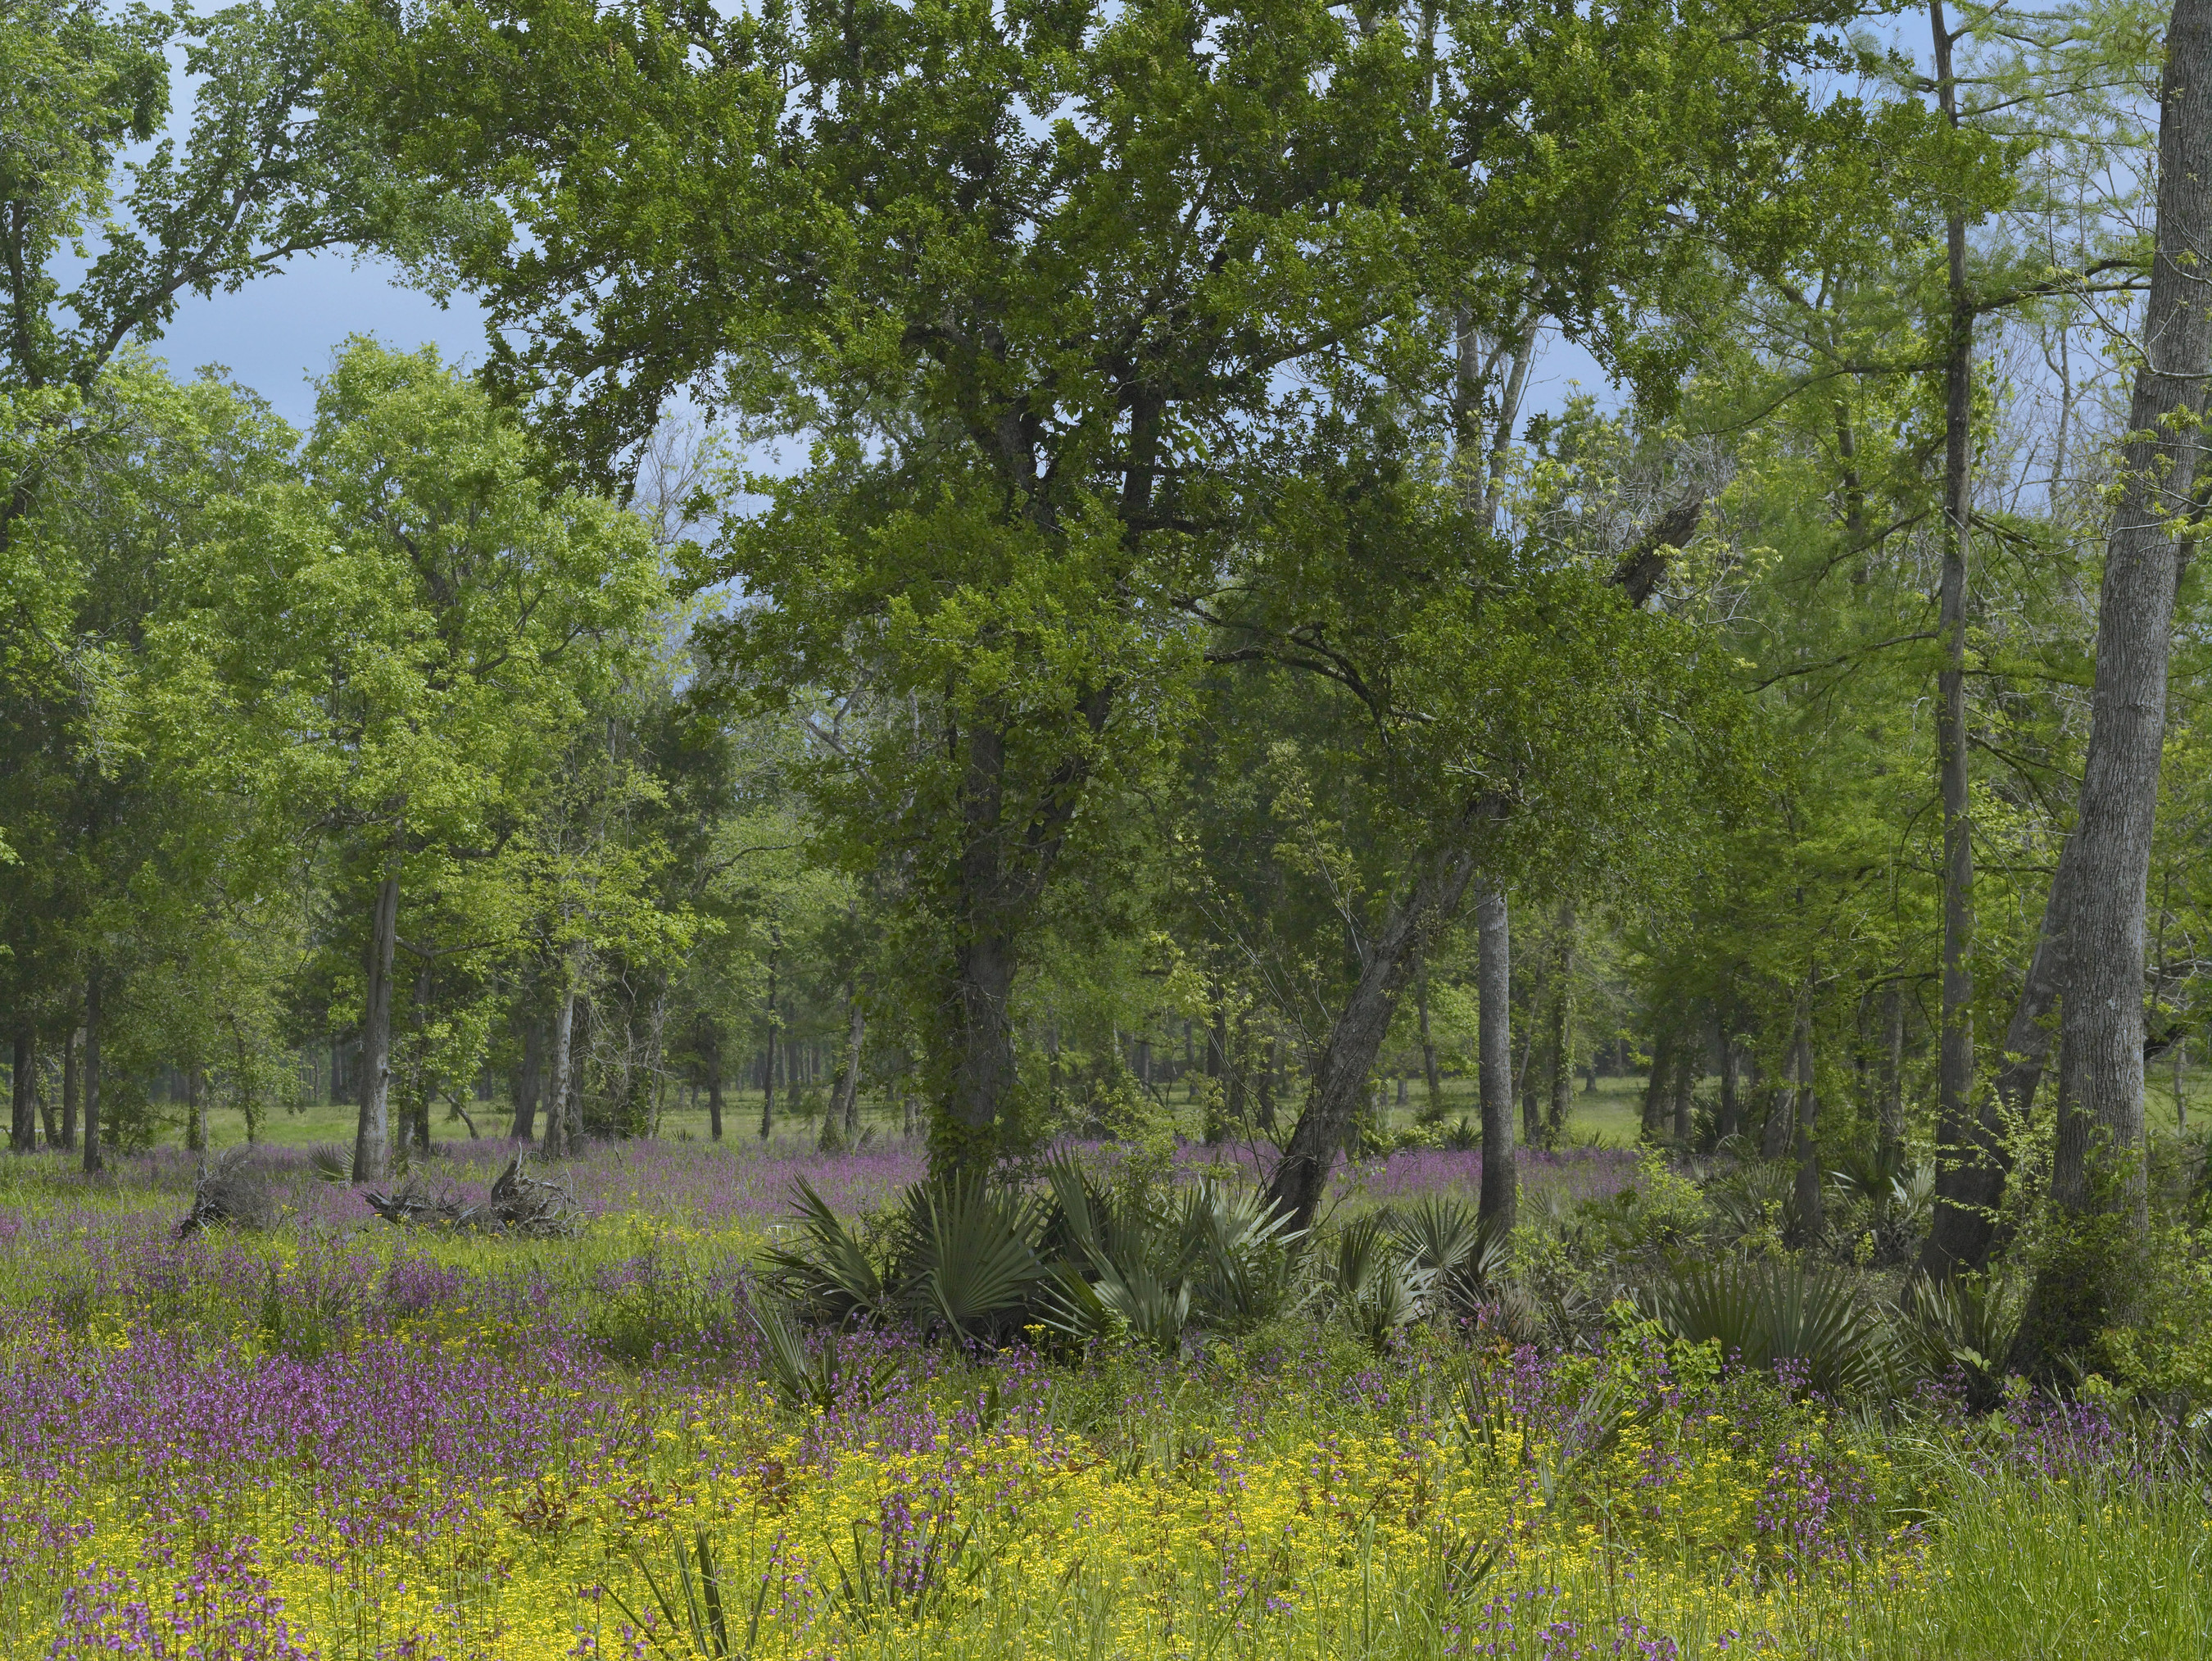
2055;0;2212;1196
1477;888;1516;1231
351;863;401;1183
1790;1014;1821;1240
945;915;1019;1160
835;991;865;1140
511;1019;542;1141
81;973;102;1175
2019;0;2212;1364
1928;0;1981;1297
1266;847;1477;1231
10;1030;30;1152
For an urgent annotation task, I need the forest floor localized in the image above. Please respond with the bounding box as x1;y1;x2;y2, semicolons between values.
1;1128;2208;1658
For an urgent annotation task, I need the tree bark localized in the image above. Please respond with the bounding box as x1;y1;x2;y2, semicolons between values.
1761;1049;1796;1161
759;948;778;1141
1642;1027;1678;1140
1266;846;1477;1231
1475;887;1516;1230
835;990;865;1140
351;861;401;1183
706;1029;724;1141
542;951;580;1158
1545;901;1575;1142
81;973;102;1175
185;1063;204;1155
1927;0;1981;1297
36;1042;56;1147
2047;0;2212;1232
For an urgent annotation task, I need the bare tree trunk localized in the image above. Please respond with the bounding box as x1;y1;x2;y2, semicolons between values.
836;990;865;1141
759;949;778;1141
2019;0;2212;1364
1879;985;1906;1170
1791;1013;1821;1240
351;861;401;1183
1477;888;1516;1232
36;1044;56;1147
706;1029;724;1141
81;972;102;1176
1927;0;1980;1296
1265;847;1476;1231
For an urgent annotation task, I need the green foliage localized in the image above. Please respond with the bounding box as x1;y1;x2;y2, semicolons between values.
1650;1259;1887;1397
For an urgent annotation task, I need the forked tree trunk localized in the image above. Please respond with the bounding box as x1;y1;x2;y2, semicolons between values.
351;862;401;1183
1265;847;1477;1231
1476;889;1516;1231
2019;0;2212;1365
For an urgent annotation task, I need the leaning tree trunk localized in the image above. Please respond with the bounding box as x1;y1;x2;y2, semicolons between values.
2018;0;2212;1367
1476;889;1516;1232
1266;846;1477;1231
351;861;401;1183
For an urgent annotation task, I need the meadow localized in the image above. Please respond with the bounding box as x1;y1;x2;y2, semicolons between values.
2;1118;2210;1661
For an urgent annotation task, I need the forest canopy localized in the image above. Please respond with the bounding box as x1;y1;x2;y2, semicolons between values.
5;0;2210;1377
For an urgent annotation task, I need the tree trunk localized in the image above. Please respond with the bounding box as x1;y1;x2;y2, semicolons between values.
1717;1031;1741;1143
1928;0;1981;1295
408;960;433;1155
1545;901;1575;1141
2178;1037;2189;1133
759;951;778;1141
1266;847;1476;1231
60;1025;78;1150
10;1030;29;1153
1205;989;1229;1144
542;954;580;1159
1642;1028;1678;1140
1879;985;1906;1171
2021;0;2212;1365
706;1030;724;1141
836;991;865;1140
35;1042;56;1147
81;973;102;1175
1257;1034;1279;1136
185;1063;204;1155
1477;887;1516;1232
512;1019;542;1141
1761;1052;1796;1161
1672;1033;1696;1143
1416;953;1442;1107
351;861;401;1183
1790;1014;1821;1240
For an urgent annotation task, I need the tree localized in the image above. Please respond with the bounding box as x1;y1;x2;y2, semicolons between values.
165;340;664;1180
